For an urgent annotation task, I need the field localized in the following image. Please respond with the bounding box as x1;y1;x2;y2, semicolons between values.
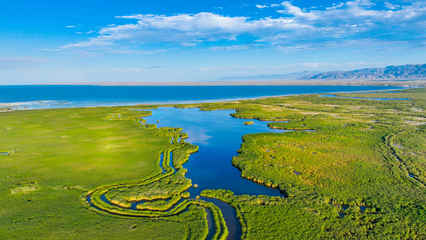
0;88;425;239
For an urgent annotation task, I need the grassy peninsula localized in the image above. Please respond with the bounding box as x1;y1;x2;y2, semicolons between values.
0;88;424;239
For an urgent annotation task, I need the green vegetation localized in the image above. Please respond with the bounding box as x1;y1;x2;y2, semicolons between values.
86;140;228;240
0;107;11;112
0;88;424;239
0;107;215;239
192;88;425;239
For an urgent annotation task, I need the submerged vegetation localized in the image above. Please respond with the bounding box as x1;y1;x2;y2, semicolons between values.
0;88;424;239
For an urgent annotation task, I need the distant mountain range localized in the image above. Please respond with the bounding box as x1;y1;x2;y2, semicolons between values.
221;64;426;81
306;64;426;81
220;71;319;81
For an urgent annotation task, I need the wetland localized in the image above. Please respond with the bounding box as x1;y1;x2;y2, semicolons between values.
0;87;424;239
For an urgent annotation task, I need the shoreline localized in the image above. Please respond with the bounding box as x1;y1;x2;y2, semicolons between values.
0;86;410;111
25;79;426;87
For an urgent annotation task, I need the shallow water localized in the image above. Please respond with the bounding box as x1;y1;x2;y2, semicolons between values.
201;197;242;240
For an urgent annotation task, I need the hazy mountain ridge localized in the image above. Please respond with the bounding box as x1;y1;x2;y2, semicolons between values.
220;64;426;82
306;64;426;81
220;71;318;81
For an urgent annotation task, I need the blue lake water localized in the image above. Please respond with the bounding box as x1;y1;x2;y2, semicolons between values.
145;107;285;196
0;85;401;109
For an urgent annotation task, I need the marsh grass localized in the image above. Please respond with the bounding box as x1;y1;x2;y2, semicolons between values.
1;88;424;239
0;106;205;239
195;88;426;239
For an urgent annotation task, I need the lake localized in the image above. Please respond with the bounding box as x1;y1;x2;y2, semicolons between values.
0;85;401;109
145;107;284;196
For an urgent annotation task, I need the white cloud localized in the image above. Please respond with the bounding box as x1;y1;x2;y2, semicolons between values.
209;45;251;51
60;37;115;49
344;0;425;19
109;66;162;73
278;1;426;21
65;25;77;29
107;49;168;55
280;1;319;20
58;1;426;51
61;12;313;49
326;3;345;10
256;4;268;9
181;42;198;47
384;2;400;10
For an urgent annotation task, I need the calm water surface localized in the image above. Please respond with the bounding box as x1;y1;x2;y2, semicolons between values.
145;107;283;196
0;85;401;109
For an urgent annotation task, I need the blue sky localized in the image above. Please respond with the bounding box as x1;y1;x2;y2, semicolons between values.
1;0;425;84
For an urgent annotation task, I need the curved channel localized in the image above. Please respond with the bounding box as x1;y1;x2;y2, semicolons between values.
86;147;229;239
86;107;292;240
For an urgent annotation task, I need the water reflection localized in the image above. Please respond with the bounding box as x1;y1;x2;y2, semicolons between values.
184;127;212;145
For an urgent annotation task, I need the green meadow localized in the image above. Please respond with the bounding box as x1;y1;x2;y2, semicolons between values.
1;88;425;239
0;107;208;239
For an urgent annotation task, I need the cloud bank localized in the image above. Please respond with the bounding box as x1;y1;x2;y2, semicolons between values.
60;1;426;50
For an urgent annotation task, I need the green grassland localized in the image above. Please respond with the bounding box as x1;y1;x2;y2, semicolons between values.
0;107;208;239
194;88;425;239
0;88;425;239
85;137;228;240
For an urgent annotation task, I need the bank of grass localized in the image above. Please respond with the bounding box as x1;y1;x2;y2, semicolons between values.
390;126;425;183
84;129;227;239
